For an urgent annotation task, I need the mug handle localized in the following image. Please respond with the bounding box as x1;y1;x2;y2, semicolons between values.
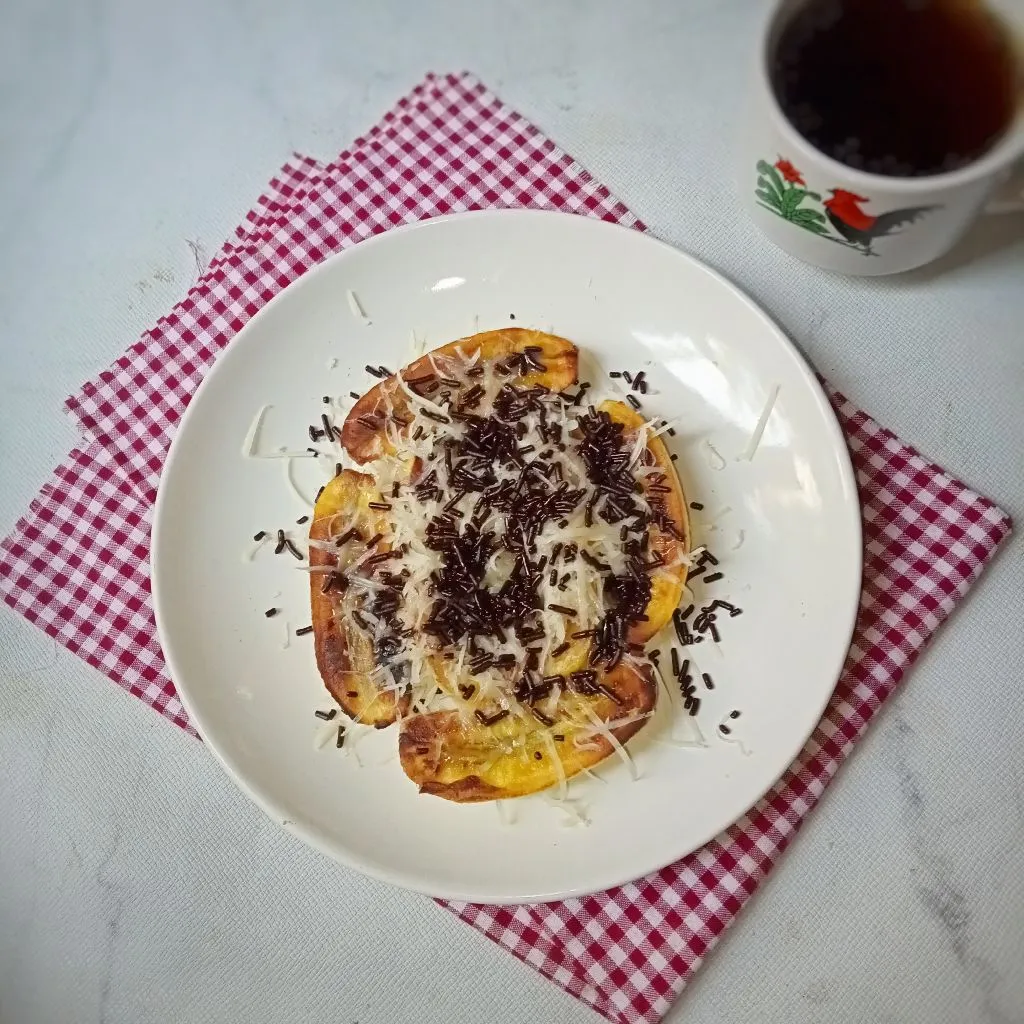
984;162;1024;214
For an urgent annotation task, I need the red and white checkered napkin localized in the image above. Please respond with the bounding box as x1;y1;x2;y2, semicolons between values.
1;74;1012;1024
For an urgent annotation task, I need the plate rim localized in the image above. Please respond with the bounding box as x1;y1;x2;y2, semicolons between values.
152;207;863;903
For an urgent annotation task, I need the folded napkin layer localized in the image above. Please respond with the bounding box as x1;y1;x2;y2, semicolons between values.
2;74;1011;1024
1;443;193;732
64;73;639;503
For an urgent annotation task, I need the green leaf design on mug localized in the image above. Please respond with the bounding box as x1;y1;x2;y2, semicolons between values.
781;188;804;218
786;212;827;234
756;187;783;213
791;208;826;226
755;158;847;242
756;178;784;210
757;160;787;196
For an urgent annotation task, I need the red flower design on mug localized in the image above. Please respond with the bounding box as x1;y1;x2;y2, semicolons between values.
774;158;805;186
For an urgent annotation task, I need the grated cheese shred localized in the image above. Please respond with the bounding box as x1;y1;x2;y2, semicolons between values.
738;385;780;462
346;289;371;325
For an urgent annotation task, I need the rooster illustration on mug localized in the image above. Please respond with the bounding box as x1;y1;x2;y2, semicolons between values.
823;189;937;254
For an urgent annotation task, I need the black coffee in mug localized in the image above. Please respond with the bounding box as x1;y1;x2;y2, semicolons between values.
772;0;1021;177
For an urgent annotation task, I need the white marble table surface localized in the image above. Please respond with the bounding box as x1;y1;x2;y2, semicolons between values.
2;1;1023;1022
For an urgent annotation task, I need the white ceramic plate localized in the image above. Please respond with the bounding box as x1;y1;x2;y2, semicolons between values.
152;210;861;904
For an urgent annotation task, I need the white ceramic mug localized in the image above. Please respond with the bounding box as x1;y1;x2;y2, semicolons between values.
742;0;1024;276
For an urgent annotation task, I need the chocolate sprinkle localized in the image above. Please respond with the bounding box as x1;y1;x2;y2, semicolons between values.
712;599;742;617
314;708;337;720
264;608;278;618
580;550;610;572
548;603;576;616
597;683;623;706
475;709;510;726
295;625;314;636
